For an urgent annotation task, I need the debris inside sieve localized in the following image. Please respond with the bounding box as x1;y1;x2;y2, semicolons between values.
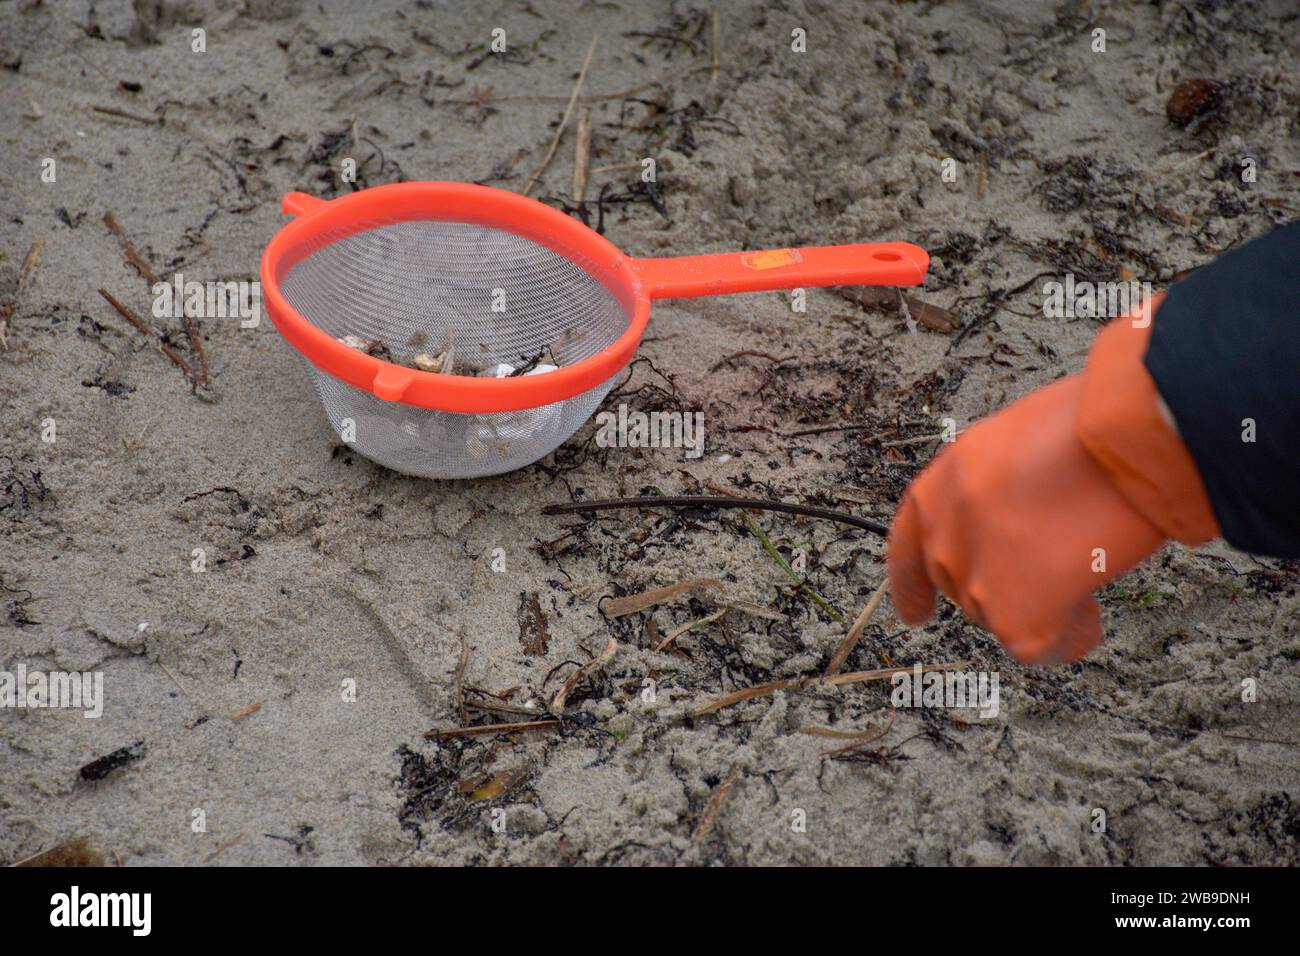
468;360;562;463
336;334;393;363
332;335;568;465
412;329;455;374
335;334;564;380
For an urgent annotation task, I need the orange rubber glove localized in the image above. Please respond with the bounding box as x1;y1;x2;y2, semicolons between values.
887;301;1221;664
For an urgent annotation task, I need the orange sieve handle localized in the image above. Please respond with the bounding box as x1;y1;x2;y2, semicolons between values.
631;242;928;300
282;192;329;217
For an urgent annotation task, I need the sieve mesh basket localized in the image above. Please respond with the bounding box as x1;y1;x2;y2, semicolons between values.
279;220;629;477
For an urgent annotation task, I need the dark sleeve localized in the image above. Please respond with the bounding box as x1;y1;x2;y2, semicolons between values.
1143;220;1300;558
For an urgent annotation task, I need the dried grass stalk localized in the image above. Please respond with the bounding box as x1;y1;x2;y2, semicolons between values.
522;35;598;196
604;578;722;618
691;769;738;843
653;609;726;652
424;719;560;739
229;700;263;721
551;637;618;712
825;577;887;676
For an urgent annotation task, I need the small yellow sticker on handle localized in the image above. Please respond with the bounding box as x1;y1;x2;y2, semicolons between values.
741;249;802;271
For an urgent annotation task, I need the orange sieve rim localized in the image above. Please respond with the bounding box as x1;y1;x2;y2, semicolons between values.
259;181;649;414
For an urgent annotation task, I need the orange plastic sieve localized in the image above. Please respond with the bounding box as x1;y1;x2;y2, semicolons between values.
260;181;928;479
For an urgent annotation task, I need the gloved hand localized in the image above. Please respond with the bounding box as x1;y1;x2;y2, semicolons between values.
886;303;1221;664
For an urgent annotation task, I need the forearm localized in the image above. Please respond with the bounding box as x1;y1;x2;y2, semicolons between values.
1143;221;1300;557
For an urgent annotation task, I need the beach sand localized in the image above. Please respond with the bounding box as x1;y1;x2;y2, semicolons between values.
2;0;1298;865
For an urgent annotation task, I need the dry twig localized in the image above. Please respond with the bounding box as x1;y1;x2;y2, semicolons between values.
229;701;263;721
1;240;45;349
691;769;737;843
692;660;974;716
603;578;722;618
92;104;159;125
522;35;598;196
201;832;246;864
880;433;947;448
825;578;887;676
103;211;208;384
544;495;888;536
19;240;44;291
653;609;726;652
836;287;959;333
571;107;592;203
102;211;161;285
551;637;618;712
456;634;470;727
97;288;202;385
806;707;897;757
424;720;561;739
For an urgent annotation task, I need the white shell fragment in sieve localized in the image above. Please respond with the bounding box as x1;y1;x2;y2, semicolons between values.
468;362;563;460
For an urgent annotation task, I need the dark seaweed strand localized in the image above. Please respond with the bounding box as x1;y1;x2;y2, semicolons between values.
541;496;890;537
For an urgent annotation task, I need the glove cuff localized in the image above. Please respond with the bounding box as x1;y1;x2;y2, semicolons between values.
1076;298;1221;546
